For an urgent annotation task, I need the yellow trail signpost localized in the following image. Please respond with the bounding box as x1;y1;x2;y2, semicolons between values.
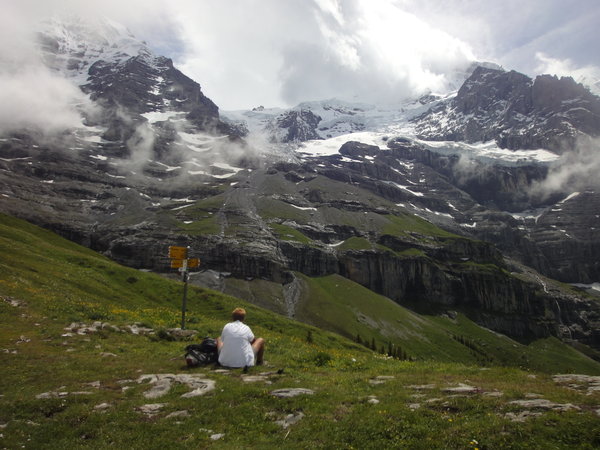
170;259;185;269
167;246;200;329
168;246;187;260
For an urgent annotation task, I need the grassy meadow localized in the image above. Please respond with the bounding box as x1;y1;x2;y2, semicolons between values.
1;213;599;449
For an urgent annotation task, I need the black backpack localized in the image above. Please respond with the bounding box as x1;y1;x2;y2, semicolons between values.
185;337;218;367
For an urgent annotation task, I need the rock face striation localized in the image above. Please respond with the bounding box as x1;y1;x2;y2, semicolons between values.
414;66;600;153
1;17;600;353
267;109;323;143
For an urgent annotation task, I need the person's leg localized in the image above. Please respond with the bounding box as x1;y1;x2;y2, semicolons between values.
251;337;265;365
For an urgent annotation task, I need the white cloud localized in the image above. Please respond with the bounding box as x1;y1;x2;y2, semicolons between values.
0;69;89;133
531;137;600;198
0;2;93;135
275;0;477;106
2;0;598;113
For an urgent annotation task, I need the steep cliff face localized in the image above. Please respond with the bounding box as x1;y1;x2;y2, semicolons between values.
414;67;600;153
170;227;600;348
528;191;600;282
337;250;600;347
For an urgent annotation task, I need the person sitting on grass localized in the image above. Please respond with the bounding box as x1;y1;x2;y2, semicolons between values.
217;307;265;368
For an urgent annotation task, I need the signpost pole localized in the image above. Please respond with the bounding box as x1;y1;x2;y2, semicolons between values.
181;258;188;329
168;246;199;330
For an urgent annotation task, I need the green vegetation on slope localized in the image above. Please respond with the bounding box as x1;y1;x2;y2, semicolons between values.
294;273;600;374
1;213;599;449
383;213;459;239
269;223;313;244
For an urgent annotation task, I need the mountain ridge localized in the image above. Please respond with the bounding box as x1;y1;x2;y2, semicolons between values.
1;16;600;355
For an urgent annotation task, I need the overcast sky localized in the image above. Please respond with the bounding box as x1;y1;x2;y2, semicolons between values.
4;0;600;111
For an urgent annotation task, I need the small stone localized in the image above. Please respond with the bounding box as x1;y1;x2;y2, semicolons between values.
407;384;436;390
137;374;160;384
181;386;213;398
165;328;198;340
36;391;59;399
483;391;503;398
508;399;580;411
442;383;479;394
94;403;112;411
2;296;25;307
144;379;172;399
552;374;600;384
137;403;165;415
408;403;421;410
367;396;379;404
16;335;30;344
124;324;154;335
100;352;118;357
270;388;315;398
138;374;216;399
552;374;600;395
166;410;190;419
275;412;304;428
504;411;543;422
210;433;225;441
241;375;268;383
525;393;542;398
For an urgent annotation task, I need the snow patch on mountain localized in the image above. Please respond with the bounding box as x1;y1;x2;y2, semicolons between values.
38;14;153;86
416;140;560;165
290;109;559;167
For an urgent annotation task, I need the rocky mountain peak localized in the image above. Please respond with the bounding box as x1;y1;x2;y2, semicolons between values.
267;109;323;143
414;67;600;153
38;15;150;82
532;74;599;112
33;14;241;161
455;67;532;115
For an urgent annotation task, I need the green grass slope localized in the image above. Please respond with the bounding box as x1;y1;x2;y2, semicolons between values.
295;273;600;374
1;213;600;449
223;271;600;374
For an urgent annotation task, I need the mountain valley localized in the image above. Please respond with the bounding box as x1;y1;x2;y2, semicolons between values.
1;15;600;356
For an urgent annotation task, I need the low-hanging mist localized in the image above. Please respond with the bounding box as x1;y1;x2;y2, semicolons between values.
531;136;600;199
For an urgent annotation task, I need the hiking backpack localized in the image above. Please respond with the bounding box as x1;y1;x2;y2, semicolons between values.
185;337;218;367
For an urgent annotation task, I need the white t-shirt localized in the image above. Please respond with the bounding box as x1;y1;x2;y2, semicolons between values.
218;320;255;368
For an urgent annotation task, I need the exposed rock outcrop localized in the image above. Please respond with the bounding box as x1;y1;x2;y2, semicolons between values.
414;67;600;153
268;109;322;143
